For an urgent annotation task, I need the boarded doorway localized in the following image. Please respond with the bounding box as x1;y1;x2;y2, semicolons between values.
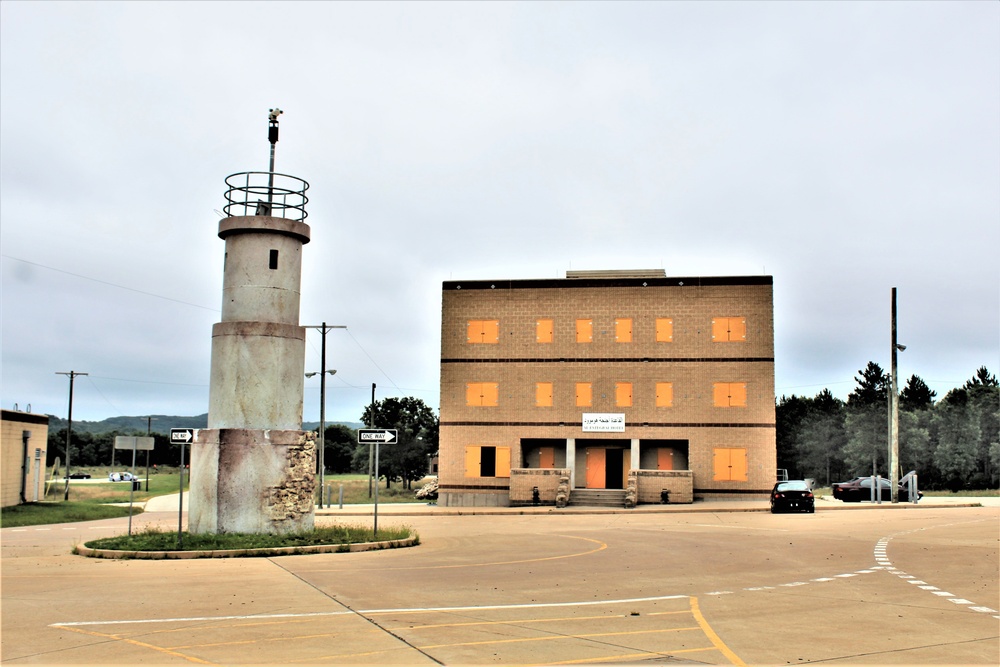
582;441;629;489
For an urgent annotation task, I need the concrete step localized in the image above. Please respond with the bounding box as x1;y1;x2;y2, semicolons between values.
568;488;627;507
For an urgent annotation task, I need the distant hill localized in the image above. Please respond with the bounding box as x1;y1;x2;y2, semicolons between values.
47;414;363;434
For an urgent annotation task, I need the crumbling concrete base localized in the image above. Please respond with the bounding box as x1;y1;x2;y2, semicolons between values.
189;428;315;535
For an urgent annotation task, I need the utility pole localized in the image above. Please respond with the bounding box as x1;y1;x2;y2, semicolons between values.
146;417;157;491
304;323;345;508
56;371;87;501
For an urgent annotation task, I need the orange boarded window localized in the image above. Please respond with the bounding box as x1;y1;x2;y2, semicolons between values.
576;319;593;343
535;382;553;407
615;382;632;407
655;382;674;407
576;382;592;407
655;318;674;342
713;382;747;407
536;319;554;343
711;317;746;342
614;318;632;343
467;320;500;344
713;448;748;481
465;445;511;478
466;382;499;406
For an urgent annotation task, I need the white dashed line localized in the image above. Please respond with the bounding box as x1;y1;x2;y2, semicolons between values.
875;527;998;618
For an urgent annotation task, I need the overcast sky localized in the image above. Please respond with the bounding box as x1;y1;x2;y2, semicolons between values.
2;1;997;425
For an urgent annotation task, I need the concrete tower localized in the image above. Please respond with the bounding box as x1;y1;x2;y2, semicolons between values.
189;109;315;534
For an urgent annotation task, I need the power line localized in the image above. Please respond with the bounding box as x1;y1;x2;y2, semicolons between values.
2;255;219;312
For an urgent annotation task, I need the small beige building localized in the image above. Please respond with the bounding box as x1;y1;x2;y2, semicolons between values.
437;270;776;507
1;410;50;507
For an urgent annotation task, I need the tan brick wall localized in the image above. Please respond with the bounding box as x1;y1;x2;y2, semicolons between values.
1;411;49;507
439;277;776;505
510;468;570;504
634;470;694;504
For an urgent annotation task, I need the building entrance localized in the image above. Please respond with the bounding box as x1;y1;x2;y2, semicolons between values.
581;440;629;489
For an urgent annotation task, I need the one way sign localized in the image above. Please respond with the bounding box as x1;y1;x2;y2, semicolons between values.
358;429;398;444
170;428;195;444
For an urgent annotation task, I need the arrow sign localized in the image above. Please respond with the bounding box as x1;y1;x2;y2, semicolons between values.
170;428;195;444
358;429;398;444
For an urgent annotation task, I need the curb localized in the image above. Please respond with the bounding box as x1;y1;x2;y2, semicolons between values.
314;501;983;517
75;535;418;560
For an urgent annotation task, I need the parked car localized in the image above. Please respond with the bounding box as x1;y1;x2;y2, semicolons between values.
770;480;815;513
64;472;91;479
108;472;139;482
832;477;922;502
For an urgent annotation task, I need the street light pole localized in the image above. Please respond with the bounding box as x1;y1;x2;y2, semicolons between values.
890;287;905;504
56;370;87;501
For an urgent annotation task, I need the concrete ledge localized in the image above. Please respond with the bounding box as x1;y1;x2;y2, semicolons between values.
75;534;418;559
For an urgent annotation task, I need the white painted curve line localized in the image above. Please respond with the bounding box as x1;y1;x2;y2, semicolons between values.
876;529;997;617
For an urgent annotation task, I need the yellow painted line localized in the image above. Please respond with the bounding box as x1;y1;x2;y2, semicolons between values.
689;596;746;666
419;626;700;649
169;631;341;650
55;625;215;665
527;646;716;665
399;609;689;630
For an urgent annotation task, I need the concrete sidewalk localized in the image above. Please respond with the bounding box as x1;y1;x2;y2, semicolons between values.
142;492;993;515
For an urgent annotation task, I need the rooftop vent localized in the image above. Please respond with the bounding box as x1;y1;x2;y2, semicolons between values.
566;269;667;279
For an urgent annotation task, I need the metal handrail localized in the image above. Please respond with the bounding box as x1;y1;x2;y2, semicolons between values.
223;171;310;221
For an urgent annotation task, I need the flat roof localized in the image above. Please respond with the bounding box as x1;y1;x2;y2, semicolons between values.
443;275;772;290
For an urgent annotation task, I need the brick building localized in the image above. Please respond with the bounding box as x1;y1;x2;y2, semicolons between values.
437;270;776;507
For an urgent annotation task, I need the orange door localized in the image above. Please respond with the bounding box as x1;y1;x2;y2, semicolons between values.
658;448;673;471
539;446;555;468
586;448;606;488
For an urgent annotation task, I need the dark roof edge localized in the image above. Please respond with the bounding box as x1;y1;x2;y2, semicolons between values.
443;276;773;290
1;410;50;425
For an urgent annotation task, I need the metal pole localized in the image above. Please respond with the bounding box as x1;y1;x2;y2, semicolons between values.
56;371;87;501
267;108;281;206
319;322;327;508
145;417;155;492
178;441;186;550
374;440;380;540
128;441;137;535
890;287;900;503
368;383;376;498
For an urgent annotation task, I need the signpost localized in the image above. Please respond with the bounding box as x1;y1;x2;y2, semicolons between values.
357;429;398;538
170;429;195;548
114;436;154;535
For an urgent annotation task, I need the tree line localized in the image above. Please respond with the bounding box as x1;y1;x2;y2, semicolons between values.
46;368;999;492
778;365;999;490
47;397;439;490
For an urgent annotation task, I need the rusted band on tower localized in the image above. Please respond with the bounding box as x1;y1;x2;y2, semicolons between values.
212;321;306;340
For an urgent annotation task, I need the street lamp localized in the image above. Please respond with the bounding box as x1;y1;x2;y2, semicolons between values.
306;369;337;508
889;287;906;504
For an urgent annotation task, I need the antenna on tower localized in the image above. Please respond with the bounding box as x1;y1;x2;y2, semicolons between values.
266;108;283;208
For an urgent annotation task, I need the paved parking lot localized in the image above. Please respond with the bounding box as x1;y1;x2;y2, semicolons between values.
2;500;997;665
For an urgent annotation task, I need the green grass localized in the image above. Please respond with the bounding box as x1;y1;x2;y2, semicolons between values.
82;524;415;554
1;502;142;528
319;475;436;504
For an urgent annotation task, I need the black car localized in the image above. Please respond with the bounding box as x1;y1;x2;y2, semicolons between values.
770;480;815;513
832;477;922;503
64;472;91;479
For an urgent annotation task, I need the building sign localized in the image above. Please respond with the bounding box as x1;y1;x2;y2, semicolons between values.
582;413;626;432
